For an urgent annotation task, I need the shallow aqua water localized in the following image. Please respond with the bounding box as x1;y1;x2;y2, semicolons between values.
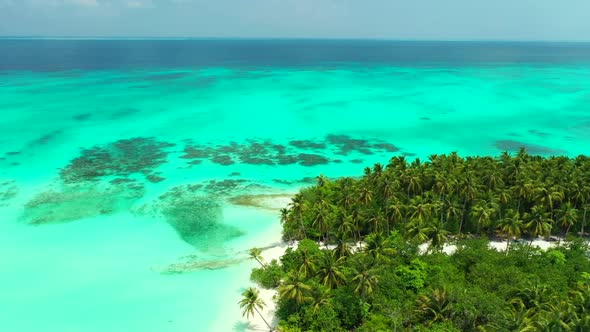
2;53;590;331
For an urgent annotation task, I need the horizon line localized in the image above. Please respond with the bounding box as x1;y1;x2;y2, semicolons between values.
1;36;590;43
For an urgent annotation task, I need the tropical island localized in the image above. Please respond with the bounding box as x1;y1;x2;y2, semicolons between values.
240;150;590;331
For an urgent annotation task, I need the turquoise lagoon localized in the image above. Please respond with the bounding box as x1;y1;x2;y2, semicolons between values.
1;41;590;331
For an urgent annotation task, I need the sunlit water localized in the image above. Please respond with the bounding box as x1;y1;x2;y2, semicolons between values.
1;40;590;331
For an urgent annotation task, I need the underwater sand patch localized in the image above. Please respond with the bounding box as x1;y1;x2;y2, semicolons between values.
22;181;145;225
138;185;244;249
494;140;565;155
158;254;247;274
60;137;174;183
228;193;293;210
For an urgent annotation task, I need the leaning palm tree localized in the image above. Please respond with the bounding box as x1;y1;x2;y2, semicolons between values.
238;287;273;331
248;247;266;269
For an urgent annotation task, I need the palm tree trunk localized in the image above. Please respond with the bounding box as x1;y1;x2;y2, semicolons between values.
254;307;273;331
459;201;467;235
505;237;511;254
582;207;587;236
255;258;267;270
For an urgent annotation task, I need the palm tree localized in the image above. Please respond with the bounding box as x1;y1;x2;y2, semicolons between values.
525;206;553;245
333;233;353;259
386;198;405;228
288;195;307;238
470;200;495;234
379;175;397;202
483;169;504;190
409;196;433;223
403;170;423;198
498;210;524;252
513;180;534;213
352;268;378;301
248;247;266;269
317;251;347;289
358;184;374;206
535;186;564;212
558;202;578;242
459;175;480;234
312;202;331;244
416;288;453;325
310;287;333;314
424;220;449;252
406;218;429;243
298;248;318;279
238;287;273;331
364;232;396;261
278;273;312;306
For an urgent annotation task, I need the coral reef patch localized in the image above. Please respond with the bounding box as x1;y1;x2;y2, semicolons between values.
181;134;400;168
494;140;565;155
0;180;18;205
60;137;174;183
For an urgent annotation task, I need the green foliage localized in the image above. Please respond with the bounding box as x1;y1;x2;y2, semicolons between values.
546;249;566;265
250;259;284;288
243;152;590;331
396;258;428;290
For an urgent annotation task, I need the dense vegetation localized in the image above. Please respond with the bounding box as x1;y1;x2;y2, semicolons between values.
243;151;590;331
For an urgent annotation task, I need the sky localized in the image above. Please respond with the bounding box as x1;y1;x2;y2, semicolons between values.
1;0;590;41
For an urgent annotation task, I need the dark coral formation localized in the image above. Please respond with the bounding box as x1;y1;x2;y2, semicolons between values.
29;130;63;147
326;134;399;156
494;140;564;155
110;108;141;119
60;137;174;183
204;179;250;196
289;140;326;150
0;180;18;205
22;182;145;225
72;113;92;121
181;134;400;167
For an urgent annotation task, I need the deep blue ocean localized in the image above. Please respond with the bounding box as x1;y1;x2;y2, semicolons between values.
2;39;590;71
